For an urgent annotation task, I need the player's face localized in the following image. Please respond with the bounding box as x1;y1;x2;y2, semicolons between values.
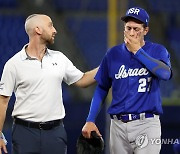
40;16;57;45
124;21;148;40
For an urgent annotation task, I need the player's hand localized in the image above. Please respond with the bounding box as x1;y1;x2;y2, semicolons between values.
82;122;101;139
124;31;141;54
0;139;8;154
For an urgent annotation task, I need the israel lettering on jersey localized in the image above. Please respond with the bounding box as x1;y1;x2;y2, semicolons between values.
115;65;149;79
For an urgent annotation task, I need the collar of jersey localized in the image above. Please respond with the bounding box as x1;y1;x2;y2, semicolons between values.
20;44;50;61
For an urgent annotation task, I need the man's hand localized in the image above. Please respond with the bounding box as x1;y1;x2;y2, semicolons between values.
82;122;101;138
0;139;8;154
124;31;142;54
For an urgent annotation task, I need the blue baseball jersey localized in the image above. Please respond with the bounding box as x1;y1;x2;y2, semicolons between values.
95;41;171;115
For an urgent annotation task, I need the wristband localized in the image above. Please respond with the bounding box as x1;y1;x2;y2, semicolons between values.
0;131;7;145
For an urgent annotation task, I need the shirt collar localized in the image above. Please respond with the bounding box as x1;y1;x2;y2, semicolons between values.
20;44;50;60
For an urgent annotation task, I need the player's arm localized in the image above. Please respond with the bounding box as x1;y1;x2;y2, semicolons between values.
134;48;172;80
82;84;108;138
124;31;171;80
0;95;10;154
73;67;99;88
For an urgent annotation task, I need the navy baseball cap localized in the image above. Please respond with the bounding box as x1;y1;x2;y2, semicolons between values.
121;7;149;26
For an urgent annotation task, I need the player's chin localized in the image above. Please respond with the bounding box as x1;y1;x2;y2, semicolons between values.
48;39;55;45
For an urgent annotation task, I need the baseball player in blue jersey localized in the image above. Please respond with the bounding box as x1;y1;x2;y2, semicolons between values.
82;7;172;154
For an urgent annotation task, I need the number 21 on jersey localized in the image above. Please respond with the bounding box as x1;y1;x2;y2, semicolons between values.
138;77;152;92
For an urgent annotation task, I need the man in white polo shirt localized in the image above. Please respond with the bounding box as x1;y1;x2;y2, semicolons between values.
0;14;98;154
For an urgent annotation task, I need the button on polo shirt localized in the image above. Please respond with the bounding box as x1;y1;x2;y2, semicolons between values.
0;45;84;122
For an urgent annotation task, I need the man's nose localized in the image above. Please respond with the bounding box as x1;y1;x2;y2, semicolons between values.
129;29;135;36
53;27;57;34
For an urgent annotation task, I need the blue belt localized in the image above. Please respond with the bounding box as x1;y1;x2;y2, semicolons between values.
110;113;155;123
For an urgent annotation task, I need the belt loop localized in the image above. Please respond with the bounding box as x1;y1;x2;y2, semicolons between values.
140;113;145;120
110;115;119;120
129;114;132;121
113;115;118;120
154;114;159;119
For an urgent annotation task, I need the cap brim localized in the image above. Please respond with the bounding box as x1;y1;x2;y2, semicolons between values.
121;15;128;21
121;15;144;24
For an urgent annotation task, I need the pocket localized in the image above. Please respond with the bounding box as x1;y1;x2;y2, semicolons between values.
54;125;68;145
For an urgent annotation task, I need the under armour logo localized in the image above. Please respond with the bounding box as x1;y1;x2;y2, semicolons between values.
52;62;57;66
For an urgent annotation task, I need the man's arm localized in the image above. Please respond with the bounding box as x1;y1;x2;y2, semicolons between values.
82;84;108;138
134;49;172;80
73;67;99;88
0;95;10;154
124;31;172;80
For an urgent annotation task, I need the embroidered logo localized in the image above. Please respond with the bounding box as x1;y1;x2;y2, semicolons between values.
115;65;149;79
127;8;140;15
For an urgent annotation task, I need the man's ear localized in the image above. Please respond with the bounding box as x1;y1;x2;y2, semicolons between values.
35;27;42;35
144;27;149;36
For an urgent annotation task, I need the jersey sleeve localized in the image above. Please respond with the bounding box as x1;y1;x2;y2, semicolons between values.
134;44;172;80
62;54;84;85
153;45;171;67
0;61;16;96
95;53;111;90
86;84;108;122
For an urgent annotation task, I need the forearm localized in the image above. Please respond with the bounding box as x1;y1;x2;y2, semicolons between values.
0;95;9;131
74;67;99;88
86;84;108;122
135;48;171;80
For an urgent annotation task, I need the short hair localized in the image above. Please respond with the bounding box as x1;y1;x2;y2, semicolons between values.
25;14;39;22
24;14;44;35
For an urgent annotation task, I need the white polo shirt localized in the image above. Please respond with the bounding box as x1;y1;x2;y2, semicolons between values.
0;45;84;122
